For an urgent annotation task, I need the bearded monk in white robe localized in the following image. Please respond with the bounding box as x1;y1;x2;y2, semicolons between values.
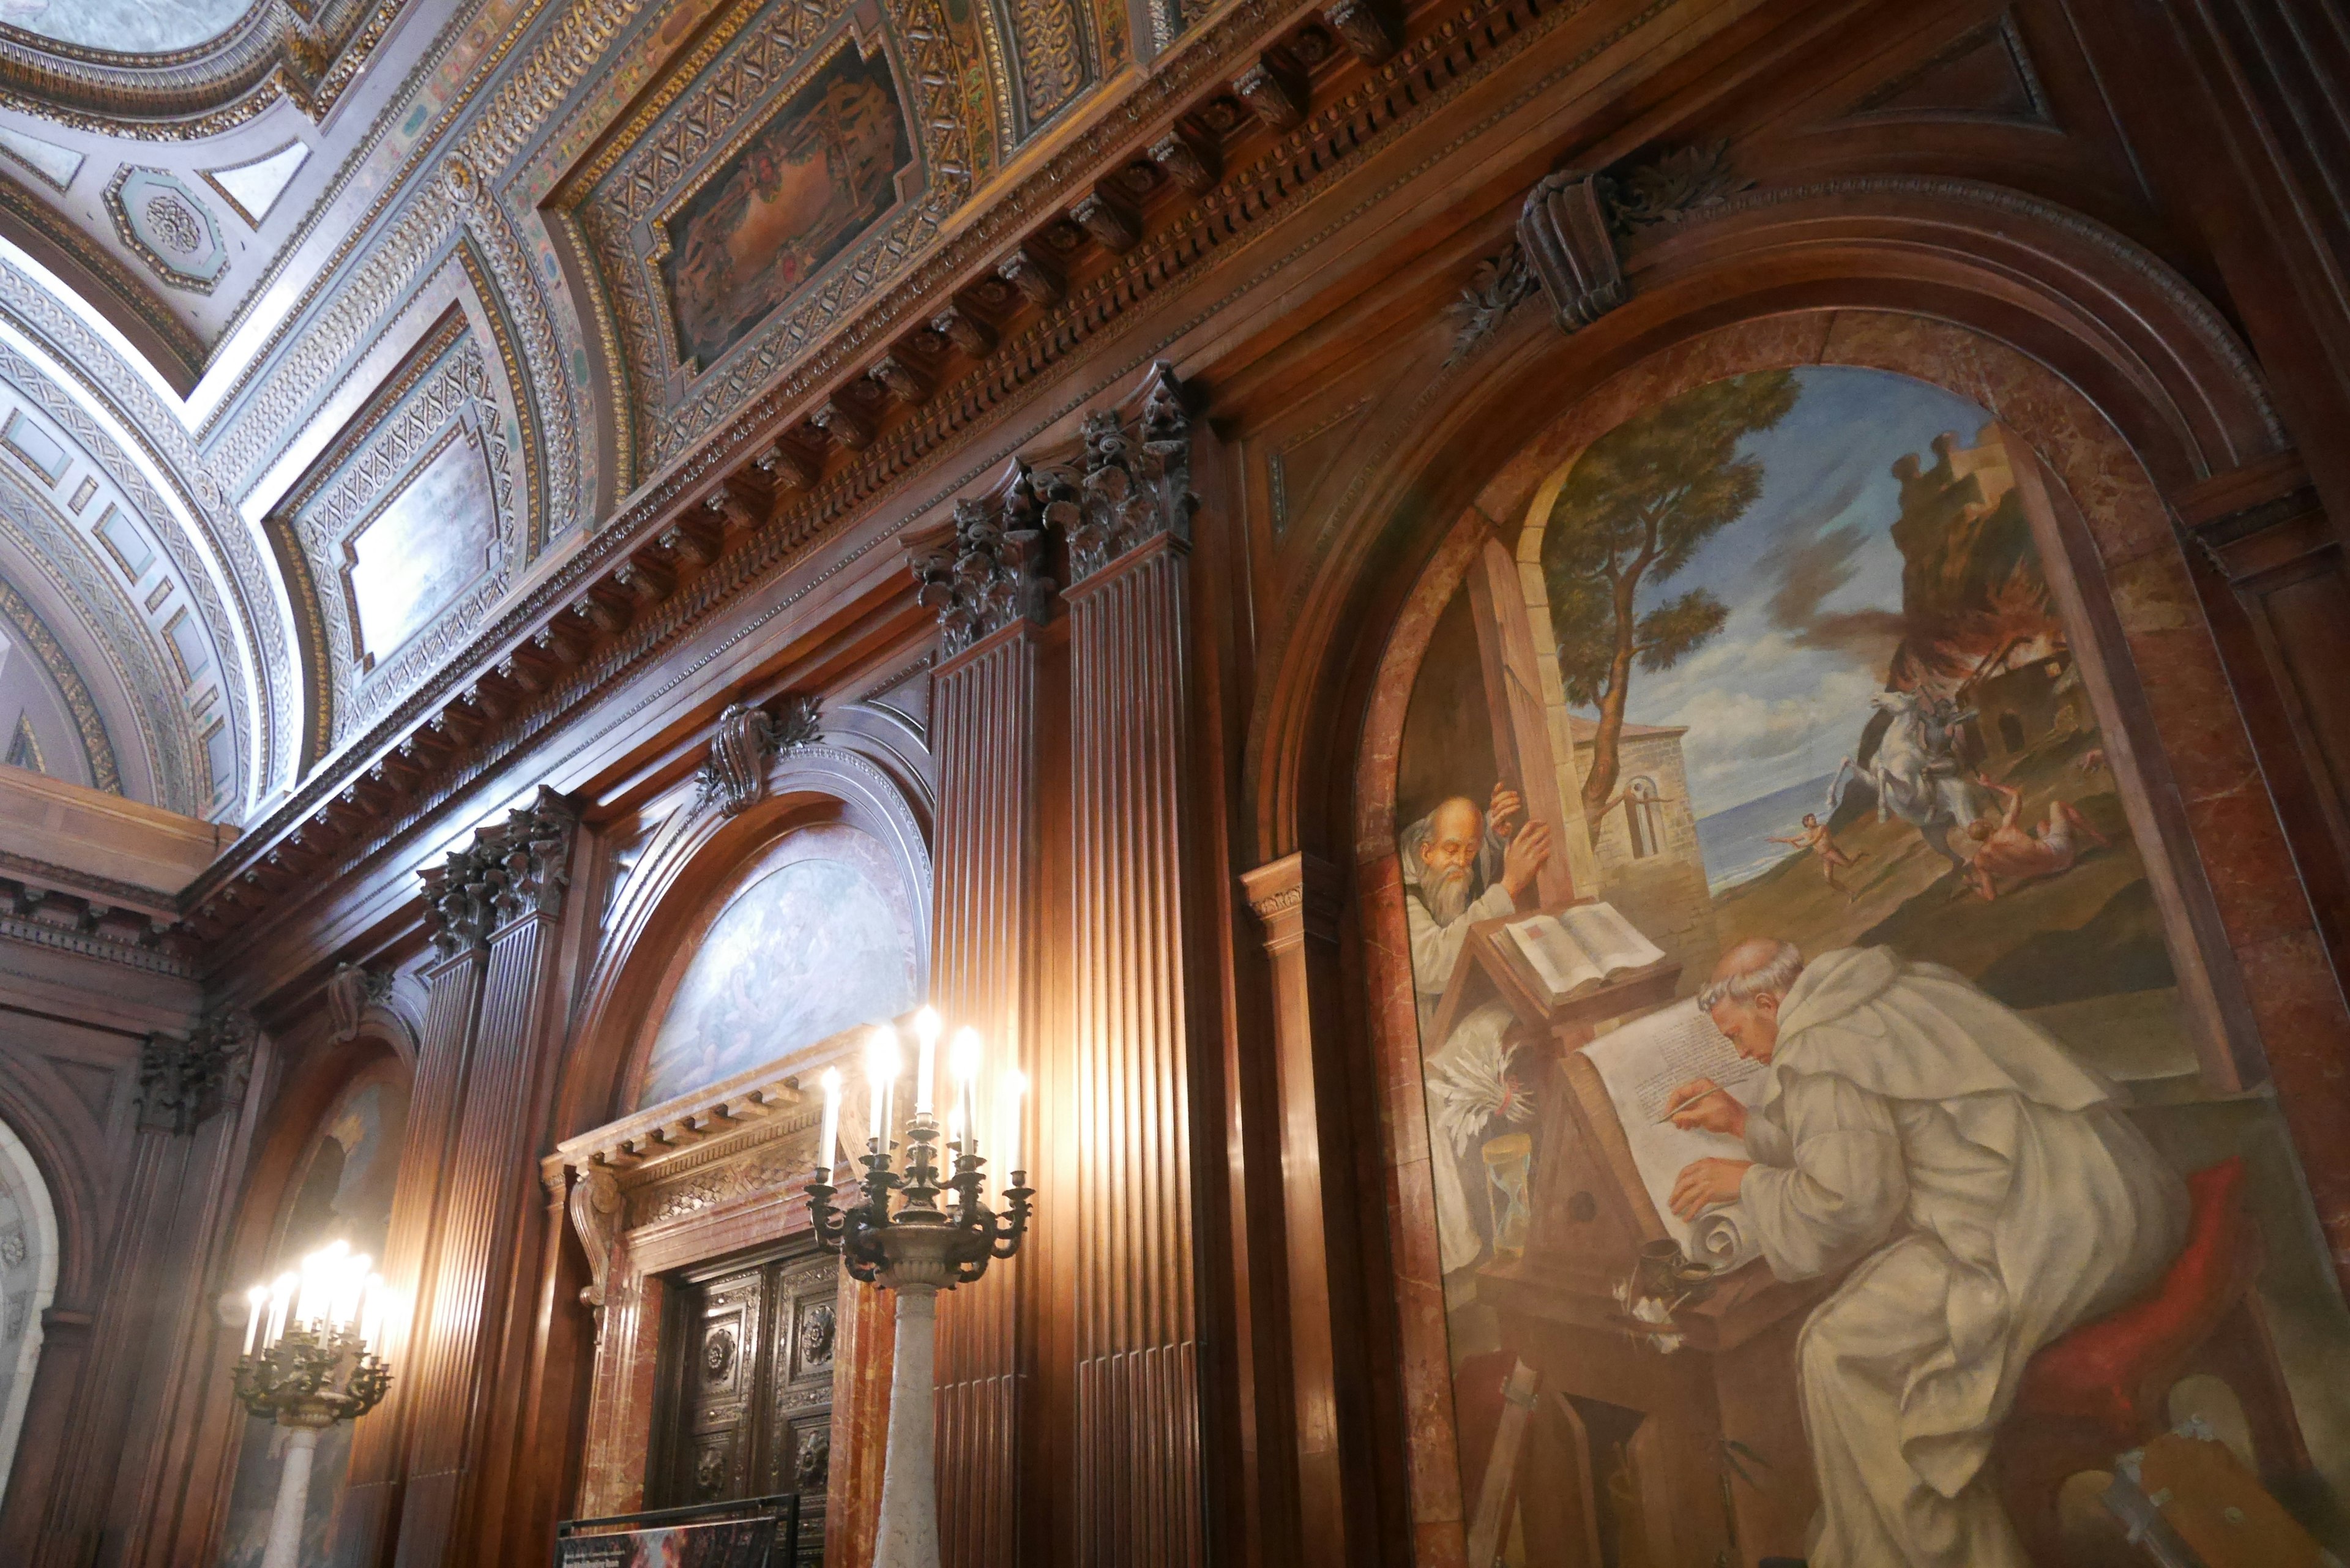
1663;938;2187;1568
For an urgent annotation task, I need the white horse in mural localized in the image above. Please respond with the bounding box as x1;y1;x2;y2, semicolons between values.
1827;689;1990;871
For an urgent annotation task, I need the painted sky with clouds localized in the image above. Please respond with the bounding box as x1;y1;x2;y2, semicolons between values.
1584;366;2007;821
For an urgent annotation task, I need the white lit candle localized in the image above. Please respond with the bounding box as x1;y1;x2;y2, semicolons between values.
242;1285;268;1356
334;1255;370;1329
816;1066;842;1174
949;1028;983;1159
946;1103;964;1158
867;1027;899;1148
1001;1068;1027;1181
357;1274;385;1354
266;1272;296;1349
912;1006;942;1117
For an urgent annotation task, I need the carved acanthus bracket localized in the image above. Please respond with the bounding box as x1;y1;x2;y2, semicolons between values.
567;1163;623;1312
420;786;578;957
694;696;822;817
325;962;394;1042
1060;364;1199;583
911;480;1058;657
136;1012;255;1136
1516;171;1625;333
1449;142;1753;364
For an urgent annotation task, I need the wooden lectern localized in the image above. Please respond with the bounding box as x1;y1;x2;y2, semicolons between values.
1435;909;1833;1565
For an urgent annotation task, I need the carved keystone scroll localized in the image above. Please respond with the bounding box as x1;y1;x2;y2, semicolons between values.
1515;171;1625;332
693;696;822;817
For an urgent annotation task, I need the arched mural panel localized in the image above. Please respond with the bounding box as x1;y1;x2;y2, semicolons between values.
1360;336;2350;1566
629;819;921;1113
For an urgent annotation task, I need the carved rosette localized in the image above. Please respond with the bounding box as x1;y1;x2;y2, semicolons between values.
135;1011;255;1135
420;786;578;957
1061;364;1198;583
694;696;821;817
911;481;1057;657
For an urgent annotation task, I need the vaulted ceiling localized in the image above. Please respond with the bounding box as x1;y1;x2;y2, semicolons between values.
0;0;1319;830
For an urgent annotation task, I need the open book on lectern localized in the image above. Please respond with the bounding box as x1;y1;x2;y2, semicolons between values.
1576;999;1769;1272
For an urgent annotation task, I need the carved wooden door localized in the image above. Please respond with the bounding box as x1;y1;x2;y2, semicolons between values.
656;1245;838;1564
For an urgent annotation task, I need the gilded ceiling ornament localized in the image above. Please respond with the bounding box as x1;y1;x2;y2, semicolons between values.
105;168;229;293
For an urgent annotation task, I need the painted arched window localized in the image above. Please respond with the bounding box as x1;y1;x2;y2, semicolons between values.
0;1113;57;1502
1625;776;1665;859
631;823;921;1113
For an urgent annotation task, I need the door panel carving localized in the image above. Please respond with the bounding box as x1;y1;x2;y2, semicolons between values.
655;1246;838;1562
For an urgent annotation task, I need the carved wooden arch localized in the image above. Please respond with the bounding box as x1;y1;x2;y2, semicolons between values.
553;731;935;1145
0;1043;107;1306
217;1023;417;1292
1256;195;2350;1561
1257;176;2284;862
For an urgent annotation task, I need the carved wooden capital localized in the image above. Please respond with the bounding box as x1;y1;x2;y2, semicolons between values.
421;786;576;955
912;486;1058;657
1240;853;1344;947
1058;365;1198;584
1515;171;1625;332
135;1012;255;1135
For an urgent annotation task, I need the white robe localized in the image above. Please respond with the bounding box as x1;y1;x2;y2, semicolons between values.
1736;946;2187;1568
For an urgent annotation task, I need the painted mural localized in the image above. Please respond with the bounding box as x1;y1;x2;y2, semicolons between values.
215;1064;410;1568
1396;367;2350;1566
634;824;918;1112
662;43;912;369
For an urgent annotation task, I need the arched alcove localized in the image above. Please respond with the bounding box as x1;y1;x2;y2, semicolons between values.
0;1109;59;1505
209;1040;412;1567
1319;308;2350;1565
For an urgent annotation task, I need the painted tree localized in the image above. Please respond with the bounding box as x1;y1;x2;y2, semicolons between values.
1543;370;1800;815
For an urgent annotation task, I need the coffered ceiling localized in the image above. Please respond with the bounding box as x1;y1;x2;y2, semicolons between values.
0;0;1329;833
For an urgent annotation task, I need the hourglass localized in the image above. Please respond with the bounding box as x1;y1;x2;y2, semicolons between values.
1482;1132;1532;1258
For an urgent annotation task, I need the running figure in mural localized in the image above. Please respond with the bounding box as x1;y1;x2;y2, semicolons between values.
1662;938;2187;1568
1766;813;1870;902
1961;774;2111;902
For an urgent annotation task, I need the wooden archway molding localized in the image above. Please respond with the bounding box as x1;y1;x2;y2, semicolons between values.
1234;177;2350;1567
550;734;934;1157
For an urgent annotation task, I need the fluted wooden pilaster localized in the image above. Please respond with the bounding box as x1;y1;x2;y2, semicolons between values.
332;941;484;1564
930;619;1042;1566
394;900;567;1568
1066;532;1203;1567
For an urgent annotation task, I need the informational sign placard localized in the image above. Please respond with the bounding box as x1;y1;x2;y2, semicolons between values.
554;1516;776;1568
